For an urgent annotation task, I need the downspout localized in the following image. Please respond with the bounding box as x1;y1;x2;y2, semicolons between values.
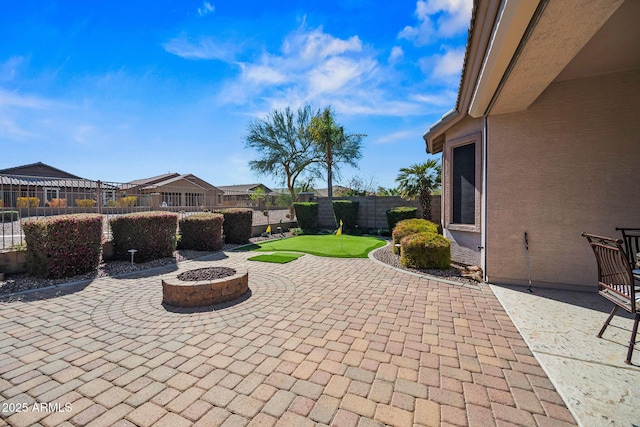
481;116;488;281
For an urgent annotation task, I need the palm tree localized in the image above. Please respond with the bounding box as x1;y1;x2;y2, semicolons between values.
308;107;364;198
395;160;441;221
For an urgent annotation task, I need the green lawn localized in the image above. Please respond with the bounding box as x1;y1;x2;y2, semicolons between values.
240;234;386;258
247;253;304;264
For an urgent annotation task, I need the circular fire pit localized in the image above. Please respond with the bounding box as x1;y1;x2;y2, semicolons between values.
162;266;249;307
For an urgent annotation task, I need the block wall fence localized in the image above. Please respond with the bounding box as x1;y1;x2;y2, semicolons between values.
314;195;441;230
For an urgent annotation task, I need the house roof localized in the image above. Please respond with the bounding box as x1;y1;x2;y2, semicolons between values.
217;184;274;195
313;186;351;197
125;173;221;192
423;0;632;153
127;173;179;187
0;162;83;179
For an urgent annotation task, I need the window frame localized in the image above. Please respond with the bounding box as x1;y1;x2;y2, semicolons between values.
444;133;482;233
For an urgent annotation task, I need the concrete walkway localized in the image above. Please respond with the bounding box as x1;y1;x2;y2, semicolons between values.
0;249;578;426
491;285;640;426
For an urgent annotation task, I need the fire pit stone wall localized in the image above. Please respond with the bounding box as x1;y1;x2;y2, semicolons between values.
162;267;249;307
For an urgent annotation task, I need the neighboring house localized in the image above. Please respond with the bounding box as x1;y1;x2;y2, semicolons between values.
122;173;224;209
217;184;275;208
313;186;352;197
423;0;639;290
0;162;109;208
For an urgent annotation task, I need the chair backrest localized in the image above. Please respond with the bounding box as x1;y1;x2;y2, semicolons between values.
616;227;640;268
583;233;637;313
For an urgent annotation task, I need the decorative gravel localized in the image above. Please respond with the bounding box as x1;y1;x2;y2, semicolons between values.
177;267;236;281
371;241;479;287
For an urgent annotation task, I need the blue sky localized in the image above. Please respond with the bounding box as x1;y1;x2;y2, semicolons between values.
0;0;471;190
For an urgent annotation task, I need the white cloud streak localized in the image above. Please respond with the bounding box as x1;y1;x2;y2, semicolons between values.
388;46;404;63
0;88;56;109
197;1;215;17
163;35;235;61
166;21;464;118
374;130;416;145
421;47;465;80
399;0;472;46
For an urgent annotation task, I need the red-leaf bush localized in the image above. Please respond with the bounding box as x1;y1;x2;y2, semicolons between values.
400;232;451;269
23;214;103;278
179;213;224;251
392;219;439;254
221;208;253;243
110;211;178;262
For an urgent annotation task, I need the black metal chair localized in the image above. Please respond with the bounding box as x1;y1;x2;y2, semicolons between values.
616;227;640;272
583;233;639;364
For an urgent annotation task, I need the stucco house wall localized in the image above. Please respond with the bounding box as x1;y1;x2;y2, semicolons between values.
486;69;640;289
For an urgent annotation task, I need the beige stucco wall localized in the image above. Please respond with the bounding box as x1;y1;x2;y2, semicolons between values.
441;115;484;267
486;69;640;289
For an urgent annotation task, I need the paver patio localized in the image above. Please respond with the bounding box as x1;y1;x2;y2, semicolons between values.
0;247;577;426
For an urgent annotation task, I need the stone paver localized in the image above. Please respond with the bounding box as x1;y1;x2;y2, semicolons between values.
0;248;577;426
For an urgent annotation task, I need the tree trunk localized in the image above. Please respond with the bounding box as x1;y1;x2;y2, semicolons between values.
420;189;431;221
327;163;333;198
326;145;333;198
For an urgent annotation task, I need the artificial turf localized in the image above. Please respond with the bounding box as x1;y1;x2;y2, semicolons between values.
243;234;386;258
247;253;304;264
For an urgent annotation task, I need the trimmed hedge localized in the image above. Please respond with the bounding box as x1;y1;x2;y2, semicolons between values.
400;232;451;269
23;214;103;278
332;200;359;232
221;208;253;244
1;211;19;222
110;211;178;262
392;219;439;254
293;202;318;231
179;213;224;251
386;206;417;231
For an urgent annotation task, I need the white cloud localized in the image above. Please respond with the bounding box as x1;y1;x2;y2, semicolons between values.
0;88;55;109
197;1;215;17
375;130;415;145
410;90;457;106
163;35;235;61
203;24;452;118
240;63;287;85
399;0;472;45
0;115;34;140
388;46;404;63
218;26;384;112
308;57;376;95
427;47;465;79
0;56;26;82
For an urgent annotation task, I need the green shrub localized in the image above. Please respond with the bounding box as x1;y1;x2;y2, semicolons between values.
221;208;253;244
110;211;178;262
400;232;451;269
392;219;439;254
293;202;318;231
386;206;417;231
1;211;19;222
332;200;359;232
179;213;224;251
23;214;103;278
